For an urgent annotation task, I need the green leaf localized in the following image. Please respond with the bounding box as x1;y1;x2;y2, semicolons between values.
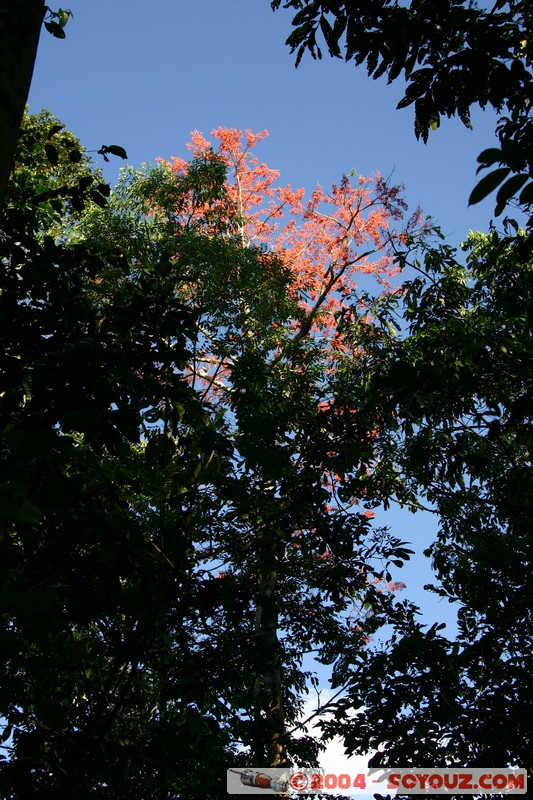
468;167;510;206
57;9;71;27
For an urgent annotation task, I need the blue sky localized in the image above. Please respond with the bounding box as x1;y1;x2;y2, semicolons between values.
29;0;500;244
27;0;482;636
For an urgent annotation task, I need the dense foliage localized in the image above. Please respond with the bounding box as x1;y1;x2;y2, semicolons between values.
71;126;428;768
2;4;531;798
271;2;533;784
320;225;533;784
0;115;425;797
272;0;533;218
0;112;239;798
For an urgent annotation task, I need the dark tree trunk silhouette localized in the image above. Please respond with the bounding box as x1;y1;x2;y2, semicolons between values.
0;0;46;204
253;527;288;768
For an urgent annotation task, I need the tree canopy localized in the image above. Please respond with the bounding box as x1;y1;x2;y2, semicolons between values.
2;3;532;791
0;112;228;797
1;113;425;797
272;0;533;218
320;224;533;776
270;0;533;782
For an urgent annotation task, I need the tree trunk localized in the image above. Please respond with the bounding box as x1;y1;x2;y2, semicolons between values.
0;0;46;205
253;531;288;768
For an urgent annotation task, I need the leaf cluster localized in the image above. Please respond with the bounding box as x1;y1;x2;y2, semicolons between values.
0;112;424;794
43;6;72;39
273;0;533;218
8;110;107;227
0;115;241;797
323;224;533;781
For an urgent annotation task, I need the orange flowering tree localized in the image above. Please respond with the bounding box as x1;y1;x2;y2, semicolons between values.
153;128;421;400
75;128;426;768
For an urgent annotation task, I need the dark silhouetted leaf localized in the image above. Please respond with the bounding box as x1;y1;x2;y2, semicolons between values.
47;124;64;139
468;167;510;206
44;143;59;165
104;144;128;160
44;21;66;39
519;181;533;205
476;147;502;169
89;189;109;208
494;173;529;215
